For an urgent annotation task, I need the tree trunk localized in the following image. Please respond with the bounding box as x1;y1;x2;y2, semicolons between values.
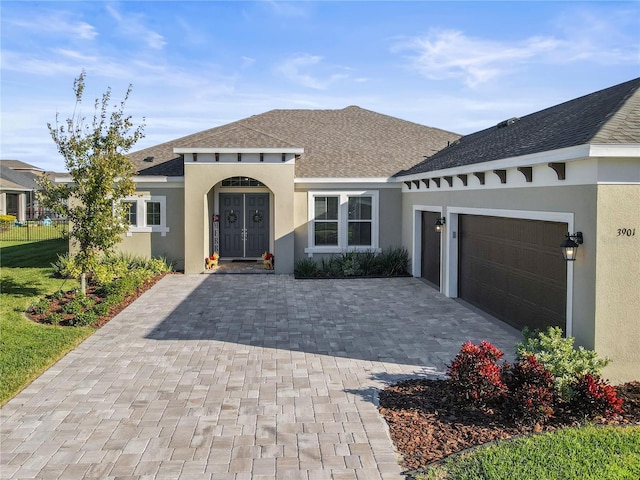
80;272;87;295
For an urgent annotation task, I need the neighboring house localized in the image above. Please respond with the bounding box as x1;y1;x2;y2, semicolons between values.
0;160;44;222
396;77;640;383
62;78;638;383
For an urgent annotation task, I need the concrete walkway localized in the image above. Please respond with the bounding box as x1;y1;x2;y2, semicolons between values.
1;275;521;480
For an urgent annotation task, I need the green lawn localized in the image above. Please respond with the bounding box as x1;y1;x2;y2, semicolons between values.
418;425;640;480
0;239;93;405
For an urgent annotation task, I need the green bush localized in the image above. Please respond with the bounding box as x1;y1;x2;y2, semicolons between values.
92;301;111;317
43;313;63;325
340;252;363;276
61;299;84;315
294;258;319;277
295;247;409;278
51;253;82;279
68;310;97;327
376;247;409;276
30;298;51;315
516;327;610;401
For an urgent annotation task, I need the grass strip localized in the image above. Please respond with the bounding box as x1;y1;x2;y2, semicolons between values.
418;425;640;480
0;239;93;405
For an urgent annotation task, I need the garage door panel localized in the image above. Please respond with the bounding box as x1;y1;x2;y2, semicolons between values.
459;215;567;332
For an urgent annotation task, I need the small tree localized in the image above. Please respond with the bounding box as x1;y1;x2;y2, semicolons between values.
38;71;145;293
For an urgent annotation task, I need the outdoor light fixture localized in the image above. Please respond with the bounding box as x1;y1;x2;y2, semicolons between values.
434;217;445;233
561;232;583;261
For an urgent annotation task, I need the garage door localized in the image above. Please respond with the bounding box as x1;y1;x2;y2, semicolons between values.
459;215;567;332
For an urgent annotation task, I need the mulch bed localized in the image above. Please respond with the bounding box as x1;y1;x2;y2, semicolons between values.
378;378;640;471
27;273;172;328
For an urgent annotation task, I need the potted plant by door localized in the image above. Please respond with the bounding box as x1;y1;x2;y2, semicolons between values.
262;252;274;270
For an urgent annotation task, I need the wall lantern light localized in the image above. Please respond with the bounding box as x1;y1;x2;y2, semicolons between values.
561;232;583;261
434;217;445;233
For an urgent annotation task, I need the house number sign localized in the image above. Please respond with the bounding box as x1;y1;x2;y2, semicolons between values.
617;228;636;237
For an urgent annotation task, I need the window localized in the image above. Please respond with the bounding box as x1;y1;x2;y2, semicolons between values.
123;201;137;226
221;177;265;187
121;195;169;236
348;197;372;246
314;196;339;246
146;201;161;226
305;191;379;255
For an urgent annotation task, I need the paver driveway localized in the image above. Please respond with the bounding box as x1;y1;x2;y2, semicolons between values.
1;274;521;480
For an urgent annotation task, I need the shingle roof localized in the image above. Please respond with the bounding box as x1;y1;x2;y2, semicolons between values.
396;77;640;177
0;165;40;191
128;106;460;178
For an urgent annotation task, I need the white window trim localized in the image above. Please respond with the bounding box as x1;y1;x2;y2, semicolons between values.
304;190;380;256
123;195;170;237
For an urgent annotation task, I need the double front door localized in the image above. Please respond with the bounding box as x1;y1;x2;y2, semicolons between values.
219;193;269;258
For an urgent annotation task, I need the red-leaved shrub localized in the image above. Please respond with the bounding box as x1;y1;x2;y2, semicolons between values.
569;373;623;418
501;354;557;425
447;340;507;409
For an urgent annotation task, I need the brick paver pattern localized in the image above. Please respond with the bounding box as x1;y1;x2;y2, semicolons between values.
1;275;521;479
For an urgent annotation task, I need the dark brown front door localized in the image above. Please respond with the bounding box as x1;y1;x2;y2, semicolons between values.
421;211;441;287
219;193;269;258
458;215;567;332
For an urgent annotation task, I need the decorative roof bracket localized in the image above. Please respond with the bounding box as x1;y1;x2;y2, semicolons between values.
548;162;566;180
517;166;533;182
493;169;507;184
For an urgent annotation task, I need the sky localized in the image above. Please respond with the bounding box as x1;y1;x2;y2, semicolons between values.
1;1;639;173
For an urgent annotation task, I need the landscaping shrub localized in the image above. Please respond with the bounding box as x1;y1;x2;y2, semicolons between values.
30;298;51;315
61;298;85;315
447;340;507;409
502;354;557;425
340;252;363;276
294;258;318;277
376;247;409;276
92;301;111;317
516;326;610;401
51;253;82;279
569;373;624;419
294;247;409;277
68;310;97;327
43;313;62;325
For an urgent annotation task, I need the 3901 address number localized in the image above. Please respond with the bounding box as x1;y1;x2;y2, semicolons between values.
617;228;636;237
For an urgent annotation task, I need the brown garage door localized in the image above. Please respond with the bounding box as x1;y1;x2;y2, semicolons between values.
459;215;567;332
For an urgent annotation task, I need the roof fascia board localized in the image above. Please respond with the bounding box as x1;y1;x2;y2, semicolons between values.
174;147;304;154
295;177;395;184
396;144;594;182
589;144;640;157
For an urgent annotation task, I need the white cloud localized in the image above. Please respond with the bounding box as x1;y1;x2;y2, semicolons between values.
275;54;355;90
105;5;166;50
9;12;98;40
393;29;565;87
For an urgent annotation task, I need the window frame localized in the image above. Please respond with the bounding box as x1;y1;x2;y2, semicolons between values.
121;195;170;236
305;190;379;256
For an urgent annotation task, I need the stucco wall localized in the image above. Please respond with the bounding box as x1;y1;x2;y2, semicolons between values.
117;186;185;270
184;163;295;274
594;184;640;383
401;184;598;351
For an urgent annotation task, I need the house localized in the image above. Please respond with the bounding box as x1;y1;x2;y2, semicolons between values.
396;77;640;383
67;78;639;383
0;160;45;222
122;106;460;274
